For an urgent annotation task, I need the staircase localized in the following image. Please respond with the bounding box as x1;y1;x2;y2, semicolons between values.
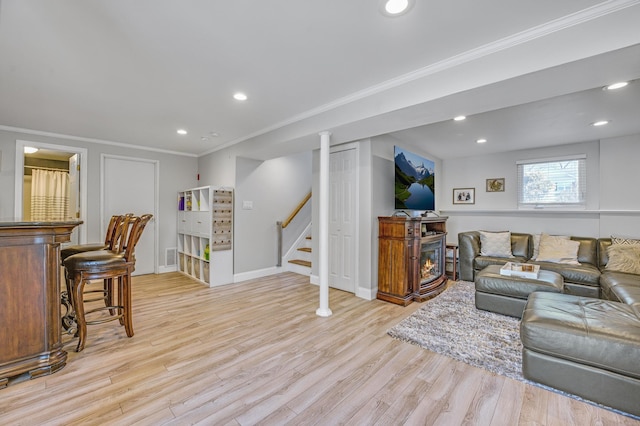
279;191;312;276
287;235;312;275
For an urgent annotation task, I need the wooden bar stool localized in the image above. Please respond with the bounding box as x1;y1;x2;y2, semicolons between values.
60;214;130;330
63;214;152;352
60;214;134;261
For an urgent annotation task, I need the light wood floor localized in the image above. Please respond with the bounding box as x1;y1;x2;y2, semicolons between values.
1;272;637;425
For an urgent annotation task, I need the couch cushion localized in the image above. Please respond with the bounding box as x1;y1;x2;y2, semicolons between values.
572;236;598;265
476;265;563;299
474;256;528;273
606;245;640;275
526;260;600;286
479;231;514;258
600;270;640;305
599;238;612;270
510;233;532;258
521;292;640;380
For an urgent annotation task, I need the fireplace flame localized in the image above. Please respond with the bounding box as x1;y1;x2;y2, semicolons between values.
421;258;435;280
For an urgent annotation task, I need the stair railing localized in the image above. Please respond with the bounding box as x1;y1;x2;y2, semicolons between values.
277;191;311;266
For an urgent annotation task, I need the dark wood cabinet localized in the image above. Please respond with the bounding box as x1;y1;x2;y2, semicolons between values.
0;221;81;387
377;216;448;305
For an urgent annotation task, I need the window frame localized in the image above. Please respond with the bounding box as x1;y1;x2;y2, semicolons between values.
516;154;586;210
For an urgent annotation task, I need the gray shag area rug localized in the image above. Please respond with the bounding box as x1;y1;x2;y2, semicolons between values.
387;280;640;420
388;280;523;381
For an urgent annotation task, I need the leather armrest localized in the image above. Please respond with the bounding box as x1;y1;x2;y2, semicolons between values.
458;231;480;281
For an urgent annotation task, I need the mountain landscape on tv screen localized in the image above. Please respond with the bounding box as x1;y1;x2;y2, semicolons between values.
395;149;435;210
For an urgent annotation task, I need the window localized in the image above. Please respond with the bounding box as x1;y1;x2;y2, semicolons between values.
517;155;586;209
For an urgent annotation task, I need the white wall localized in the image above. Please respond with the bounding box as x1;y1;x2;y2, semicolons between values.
198;145;237;187
234;151;312;275
0;129;196;269
440;136;640;242
200;147;315;279
599;133;640;236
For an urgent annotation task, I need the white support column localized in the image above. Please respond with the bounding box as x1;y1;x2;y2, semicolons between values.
316;131;333;317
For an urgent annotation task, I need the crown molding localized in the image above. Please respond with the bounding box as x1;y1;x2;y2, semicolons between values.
0;125;197;157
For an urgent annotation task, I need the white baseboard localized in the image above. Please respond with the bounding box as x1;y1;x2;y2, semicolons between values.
234;266;283;283
309;274;375;301
356;286;376;301
158;265;177;274
163;265;311;284
286;262;312;276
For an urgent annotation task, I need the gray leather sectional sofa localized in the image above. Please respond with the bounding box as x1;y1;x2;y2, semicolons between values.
458;231;601;297
458;231;640;417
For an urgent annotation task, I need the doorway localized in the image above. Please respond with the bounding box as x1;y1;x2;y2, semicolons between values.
101;154;158;275
14;140;87;244
328;144;358;293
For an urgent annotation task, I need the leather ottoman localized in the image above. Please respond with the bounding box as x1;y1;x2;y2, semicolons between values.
475;265;563;318
521;292;640;417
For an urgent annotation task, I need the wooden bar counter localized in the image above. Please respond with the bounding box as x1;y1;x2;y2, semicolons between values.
0;220;81;387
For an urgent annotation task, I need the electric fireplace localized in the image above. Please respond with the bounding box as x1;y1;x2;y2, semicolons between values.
414;231;447;301
420;238;443;285
377;216;448;305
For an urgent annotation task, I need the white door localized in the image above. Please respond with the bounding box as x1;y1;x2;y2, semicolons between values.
329;147;357;293
102;155;157;275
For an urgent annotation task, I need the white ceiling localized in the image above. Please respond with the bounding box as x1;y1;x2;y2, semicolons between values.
1;1;640;159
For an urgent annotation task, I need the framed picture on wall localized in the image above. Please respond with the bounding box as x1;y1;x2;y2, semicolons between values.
453;188;475;204
486;178;505;192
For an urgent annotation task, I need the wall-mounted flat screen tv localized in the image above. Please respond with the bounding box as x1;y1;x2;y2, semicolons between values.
394;146;435;211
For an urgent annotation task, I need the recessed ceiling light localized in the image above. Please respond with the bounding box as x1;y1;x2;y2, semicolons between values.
380;0;413;16
476;138;487;144
604;81;628;90
233;92;248;101
177;129;188;135
24;146;39;154
385;0;408;14
453;115;466;121
592;120;609;127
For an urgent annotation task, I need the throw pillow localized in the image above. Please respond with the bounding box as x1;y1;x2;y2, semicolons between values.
606;245;640;275
479;231;514;258
536;234;580;264
533;233;569;260
611;235;640;246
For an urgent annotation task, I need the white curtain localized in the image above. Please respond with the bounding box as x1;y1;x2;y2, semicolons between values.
30;169;70;221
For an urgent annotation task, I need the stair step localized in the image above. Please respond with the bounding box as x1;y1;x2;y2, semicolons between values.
289;259;311;268
298;247;311;253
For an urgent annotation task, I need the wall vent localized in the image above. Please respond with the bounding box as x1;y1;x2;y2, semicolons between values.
165;247;177;266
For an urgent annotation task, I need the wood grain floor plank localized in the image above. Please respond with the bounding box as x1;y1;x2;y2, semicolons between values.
460;371;505;425
319;342;423;425
489;376;525;426
0;272;636;425
410;363;485;425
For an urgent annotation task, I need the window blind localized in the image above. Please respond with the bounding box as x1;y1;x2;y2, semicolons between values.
517;155;586;209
